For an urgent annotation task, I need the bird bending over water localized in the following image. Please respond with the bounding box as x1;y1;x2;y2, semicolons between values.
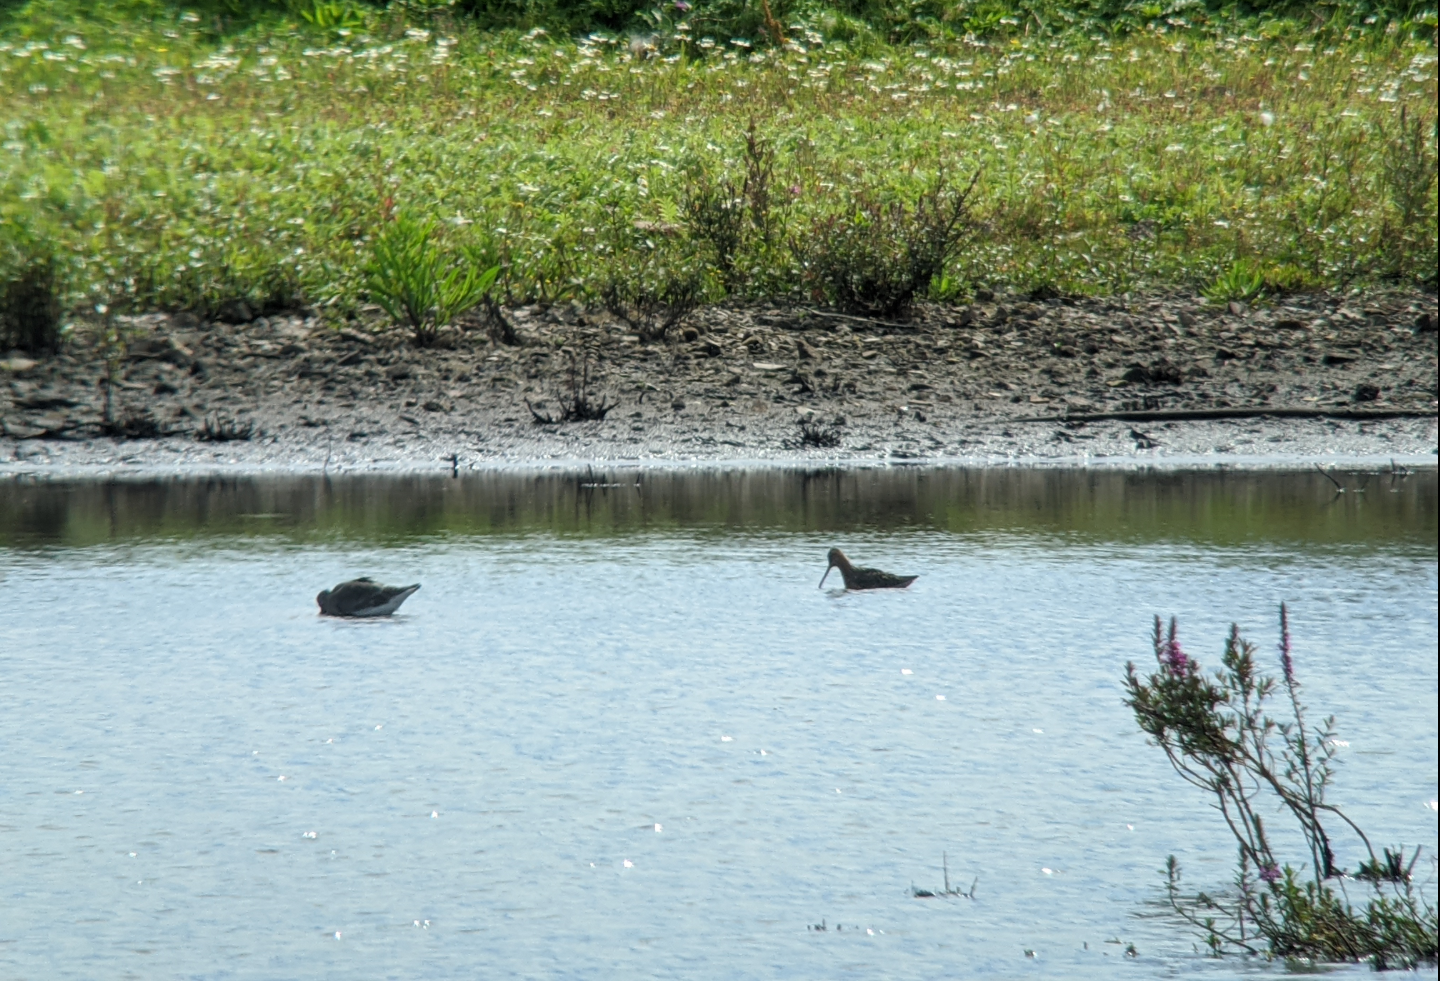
819;548;917;590
317;577;420;617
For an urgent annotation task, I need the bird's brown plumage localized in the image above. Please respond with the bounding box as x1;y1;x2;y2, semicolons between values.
819;548;917;590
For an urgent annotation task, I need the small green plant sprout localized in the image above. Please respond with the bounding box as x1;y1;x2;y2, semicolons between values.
87;296;140;428
290;0;367;30
101;409;169;440
363;216;500;347
911;852;977;898
929;272;966;303
1202;259;1266;305
1125;607;1439;969
525;352;613;423
195;413;256;442
795;171;979;318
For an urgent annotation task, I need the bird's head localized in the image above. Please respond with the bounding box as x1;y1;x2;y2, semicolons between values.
819;547;847;588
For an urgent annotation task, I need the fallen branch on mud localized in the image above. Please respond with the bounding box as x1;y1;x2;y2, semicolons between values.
1011;406;1438;425
802;309;918;330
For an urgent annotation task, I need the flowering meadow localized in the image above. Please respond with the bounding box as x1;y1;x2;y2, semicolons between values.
0;2;1435;318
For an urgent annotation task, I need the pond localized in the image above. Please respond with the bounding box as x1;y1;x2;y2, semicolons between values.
1;467;1436;979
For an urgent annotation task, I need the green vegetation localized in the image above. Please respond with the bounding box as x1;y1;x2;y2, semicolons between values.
0;0;1435;332
0;241;61;350
362;212;499;344
1126;610;1439;969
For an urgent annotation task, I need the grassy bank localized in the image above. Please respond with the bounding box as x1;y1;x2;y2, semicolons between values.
0;1;1436;331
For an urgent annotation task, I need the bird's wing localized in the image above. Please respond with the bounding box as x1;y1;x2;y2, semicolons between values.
328;579;390;612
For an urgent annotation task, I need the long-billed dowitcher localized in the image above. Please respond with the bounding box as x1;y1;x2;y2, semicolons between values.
819;548;917;590
316;577;420;617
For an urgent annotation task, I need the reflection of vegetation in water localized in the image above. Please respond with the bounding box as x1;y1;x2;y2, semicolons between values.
1126;609;1439;969
0;468;1434;548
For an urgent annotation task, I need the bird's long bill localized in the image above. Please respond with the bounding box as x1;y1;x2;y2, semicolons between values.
818;565;832;589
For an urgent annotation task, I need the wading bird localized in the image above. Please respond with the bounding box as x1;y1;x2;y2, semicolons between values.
819;548;917;590
316;577;420;617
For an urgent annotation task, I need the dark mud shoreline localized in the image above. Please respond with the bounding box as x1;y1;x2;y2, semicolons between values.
2;289;1436;475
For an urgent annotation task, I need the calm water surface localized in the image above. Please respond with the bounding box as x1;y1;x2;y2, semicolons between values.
2;469;1436;980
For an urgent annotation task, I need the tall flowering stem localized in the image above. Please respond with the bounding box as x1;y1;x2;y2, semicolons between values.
1279;602;1295;688
1124;609;1437;967
1276;602;1334;881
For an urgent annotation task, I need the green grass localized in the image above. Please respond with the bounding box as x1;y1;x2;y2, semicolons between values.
0;0;1435;323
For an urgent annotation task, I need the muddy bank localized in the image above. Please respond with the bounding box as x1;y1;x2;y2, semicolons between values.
2;289;1436;475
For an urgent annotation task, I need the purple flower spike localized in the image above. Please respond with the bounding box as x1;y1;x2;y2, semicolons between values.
1279;602;1295;688
1157;617;1191;677
674;0;692;11
1259;864;1282;883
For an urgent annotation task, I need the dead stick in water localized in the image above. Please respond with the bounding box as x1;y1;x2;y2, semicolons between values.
1314;463;1345;492
1010;406;1438;424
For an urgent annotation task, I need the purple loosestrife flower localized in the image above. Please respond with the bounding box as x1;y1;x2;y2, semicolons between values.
1259;864;1282;883
674;0;691;11
1157;616;1191;677
1278;602;1295;687
1165;640;1189;675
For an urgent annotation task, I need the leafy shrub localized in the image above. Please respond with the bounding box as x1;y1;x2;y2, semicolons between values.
363;215;500;346
602;269;702;342
684;121;781;292
1125;607;1439;969
0;250;64;353
1380;105;1439;281
794;171;978;318
598;223;707;342
684;178;747;288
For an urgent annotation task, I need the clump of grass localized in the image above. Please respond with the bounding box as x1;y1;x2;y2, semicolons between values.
101;409;169;439
797;419;842;448
0;248;64;353
363;215;499;347
525;353;613;423
1125;607;1439;969
195;413;256;441
795;172;978;317
1202;259;1266;304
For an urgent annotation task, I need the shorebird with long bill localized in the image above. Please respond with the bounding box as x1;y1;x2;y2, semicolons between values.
819;548;917;590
